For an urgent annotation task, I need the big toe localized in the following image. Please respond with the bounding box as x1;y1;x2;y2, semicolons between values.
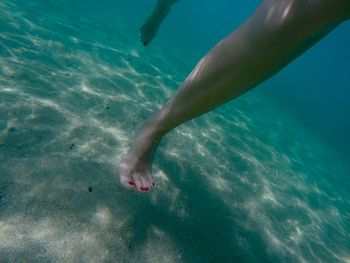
119;164;135;188
119;174;135;188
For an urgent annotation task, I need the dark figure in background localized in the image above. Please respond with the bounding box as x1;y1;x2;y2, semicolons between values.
120;0;350;192
140;0;179;46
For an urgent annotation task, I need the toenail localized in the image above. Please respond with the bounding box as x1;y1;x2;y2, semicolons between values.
140;187;144;191
128;182;135;186
144;187;149;191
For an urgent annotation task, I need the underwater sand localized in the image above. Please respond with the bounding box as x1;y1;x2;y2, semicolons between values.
1;1;350;262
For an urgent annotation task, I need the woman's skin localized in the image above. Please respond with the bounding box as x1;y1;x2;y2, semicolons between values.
140;0;179;46
140;0;178;46
121;0;350;192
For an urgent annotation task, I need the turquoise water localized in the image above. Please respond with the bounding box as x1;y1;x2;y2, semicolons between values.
1;0;350;262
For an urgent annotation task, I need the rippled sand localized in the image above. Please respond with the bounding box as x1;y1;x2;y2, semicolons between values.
1;1;350;262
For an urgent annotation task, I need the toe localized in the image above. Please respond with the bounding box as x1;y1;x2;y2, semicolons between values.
139;176;150;192
128;181;136;187
119;174;135;189
132;173;144;191
143;174;154;190
119;162;135;188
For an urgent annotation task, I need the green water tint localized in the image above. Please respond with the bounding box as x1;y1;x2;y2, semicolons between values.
0;0;349;262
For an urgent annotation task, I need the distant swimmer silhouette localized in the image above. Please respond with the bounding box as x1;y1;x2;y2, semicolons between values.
120;0;350;192
140;0;179;46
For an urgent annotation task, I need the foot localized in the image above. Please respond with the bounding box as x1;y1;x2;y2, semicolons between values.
118;122;162;192
140;0;178;46
119;155;155;192
140;20;159;46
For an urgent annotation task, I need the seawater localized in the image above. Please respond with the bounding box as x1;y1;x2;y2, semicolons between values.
0;0;349;262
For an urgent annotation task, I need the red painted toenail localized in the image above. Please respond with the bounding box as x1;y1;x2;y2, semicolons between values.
140;187;144;191
128;182;135;186
145;187;149;191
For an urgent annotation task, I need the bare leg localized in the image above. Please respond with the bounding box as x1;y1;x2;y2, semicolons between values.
120;0;350;191
140;0;179;46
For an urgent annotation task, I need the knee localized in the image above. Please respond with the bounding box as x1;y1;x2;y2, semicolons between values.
263;0;350;32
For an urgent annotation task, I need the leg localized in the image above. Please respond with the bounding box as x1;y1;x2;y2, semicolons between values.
120;0;350;191
140;0;179;46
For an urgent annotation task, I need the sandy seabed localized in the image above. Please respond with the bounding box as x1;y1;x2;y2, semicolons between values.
1;1;350;262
